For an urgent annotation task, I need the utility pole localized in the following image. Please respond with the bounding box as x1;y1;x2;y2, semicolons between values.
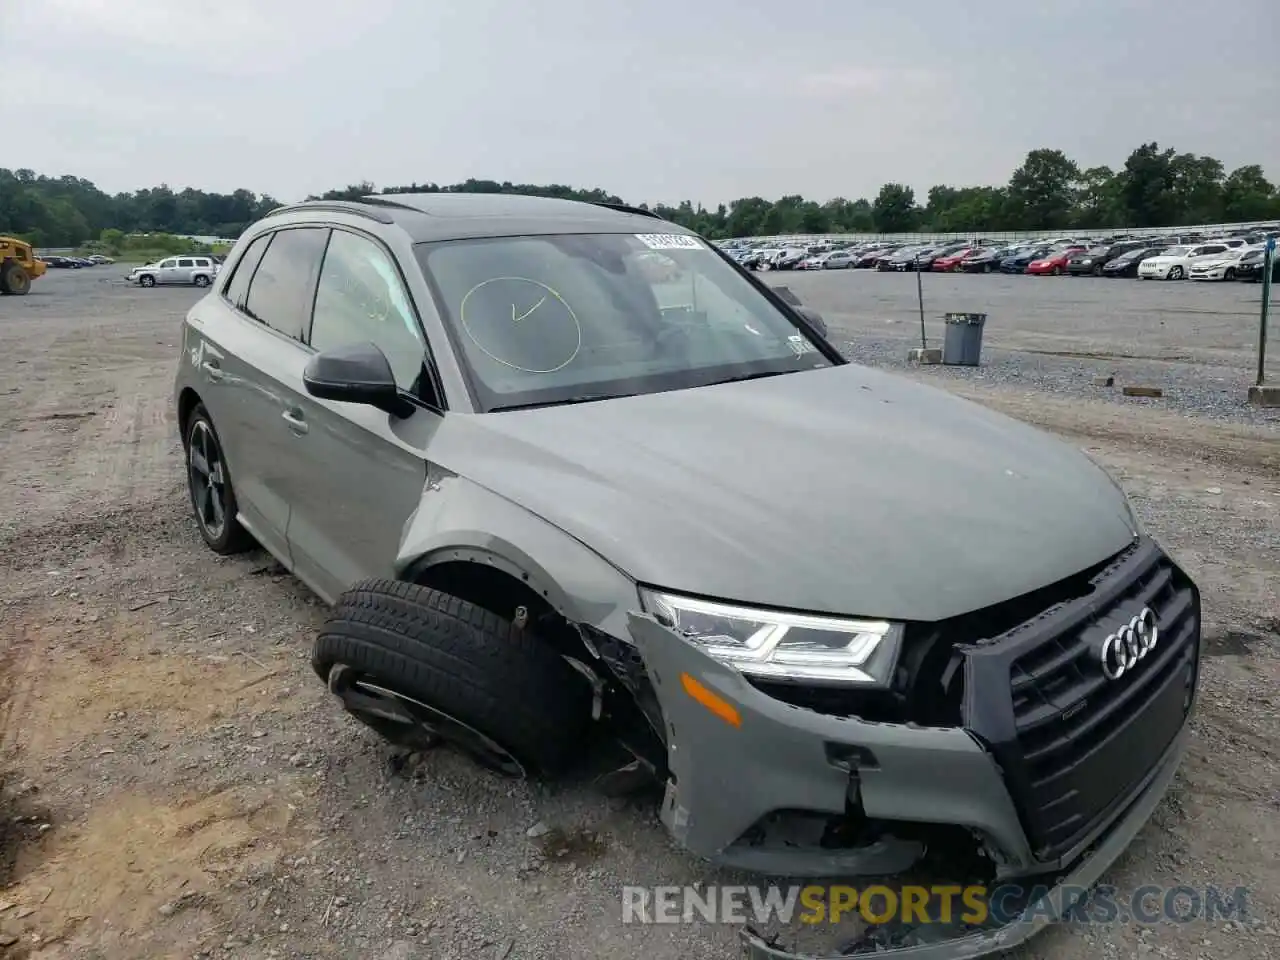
1248;237;1277;406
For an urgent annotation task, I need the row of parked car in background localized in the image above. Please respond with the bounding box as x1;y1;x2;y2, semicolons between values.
725;227;1279;283
30;250;228;287
36;254;114;269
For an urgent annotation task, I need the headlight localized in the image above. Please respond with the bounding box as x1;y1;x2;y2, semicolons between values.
639;588;903;685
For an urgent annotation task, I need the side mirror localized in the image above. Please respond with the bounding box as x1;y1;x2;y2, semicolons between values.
795;306;827;339
303;341;414;418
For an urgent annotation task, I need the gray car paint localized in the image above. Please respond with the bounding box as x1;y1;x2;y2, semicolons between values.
174;195;1177;960
414;362;1137;621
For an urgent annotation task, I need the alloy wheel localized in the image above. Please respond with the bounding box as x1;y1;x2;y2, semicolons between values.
188;420;228;541
328;665;528;778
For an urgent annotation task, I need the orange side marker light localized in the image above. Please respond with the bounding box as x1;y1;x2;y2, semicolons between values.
680;672;742;728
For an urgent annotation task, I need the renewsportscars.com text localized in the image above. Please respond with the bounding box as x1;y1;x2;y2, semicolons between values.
621;884;1249;927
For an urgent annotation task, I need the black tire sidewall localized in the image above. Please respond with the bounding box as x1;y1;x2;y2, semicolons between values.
314;581;592;778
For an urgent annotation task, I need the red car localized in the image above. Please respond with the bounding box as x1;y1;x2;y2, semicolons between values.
931;248;976;272
1026;245;1086;276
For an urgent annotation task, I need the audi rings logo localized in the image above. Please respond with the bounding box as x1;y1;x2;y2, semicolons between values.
1100;607;1159;680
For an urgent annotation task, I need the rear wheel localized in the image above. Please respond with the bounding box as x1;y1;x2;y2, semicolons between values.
184;404;254;554
0;262;31;296
194;274;211;287
313;580;592;779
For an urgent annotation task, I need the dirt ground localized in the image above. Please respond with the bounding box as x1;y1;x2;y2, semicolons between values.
0;266;1277;960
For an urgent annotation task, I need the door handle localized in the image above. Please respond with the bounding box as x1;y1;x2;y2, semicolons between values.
281;409;309;435
201;359;224;381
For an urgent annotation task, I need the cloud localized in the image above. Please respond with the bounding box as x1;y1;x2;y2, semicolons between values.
800;67;937;95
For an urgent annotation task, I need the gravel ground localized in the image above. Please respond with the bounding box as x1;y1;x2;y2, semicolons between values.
764;269;1280;426
0;265;1277;960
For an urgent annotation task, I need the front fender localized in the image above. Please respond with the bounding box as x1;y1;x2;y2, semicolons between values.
396;472;640;638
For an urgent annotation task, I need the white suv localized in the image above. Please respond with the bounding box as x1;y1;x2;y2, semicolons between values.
130;256;220;288
1137;243;1230;280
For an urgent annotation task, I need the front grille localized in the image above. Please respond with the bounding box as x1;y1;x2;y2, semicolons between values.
962;539;1200;862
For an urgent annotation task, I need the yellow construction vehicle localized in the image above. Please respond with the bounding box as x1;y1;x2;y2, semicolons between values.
0;237;47;295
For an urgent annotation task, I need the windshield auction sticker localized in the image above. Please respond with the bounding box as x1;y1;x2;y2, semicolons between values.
635;234;704;250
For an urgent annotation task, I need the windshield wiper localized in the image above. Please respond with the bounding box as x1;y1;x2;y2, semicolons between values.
487;392;639;412
702;370;794;388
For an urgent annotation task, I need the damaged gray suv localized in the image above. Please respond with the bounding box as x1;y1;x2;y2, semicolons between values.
174;193;1201;959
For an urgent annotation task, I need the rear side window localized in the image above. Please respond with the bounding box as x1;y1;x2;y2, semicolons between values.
243;228;331;341
222;233;272;308
178;258;195;268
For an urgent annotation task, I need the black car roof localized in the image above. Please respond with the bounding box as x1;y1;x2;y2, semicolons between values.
265;193;684;243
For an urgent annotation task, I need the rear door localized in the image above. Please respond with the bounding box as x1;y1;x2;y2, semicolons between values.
278;227;441;602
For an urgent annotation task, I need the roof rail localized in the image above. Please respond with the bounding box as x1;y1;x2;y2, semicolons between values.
265;200;396;224
591;201;666;221
357;195;428;213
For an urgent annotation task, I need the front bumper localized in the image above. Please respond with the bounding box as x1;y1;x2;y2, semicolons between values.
625;539;1199;958
740;727;1189;959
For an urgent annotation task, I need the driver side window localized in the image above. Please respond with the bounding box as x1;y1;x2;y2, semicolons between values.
309;231;427;395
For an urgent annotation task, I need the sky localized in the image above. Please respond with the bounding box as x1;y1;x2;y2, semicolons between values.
3;0;1278;207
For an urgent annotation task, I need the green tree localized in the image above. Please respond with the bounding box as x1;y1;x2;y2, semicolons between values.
2;145;1276;246
1118;142;1179;227
1220;165;1277;222
1075;166;1123;228
872;183;919;232
1007;149;1080;229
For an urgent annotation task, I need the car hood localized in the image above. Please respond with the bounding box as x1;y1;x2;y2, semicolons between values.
430;365;1137;622
1193;258;1233;268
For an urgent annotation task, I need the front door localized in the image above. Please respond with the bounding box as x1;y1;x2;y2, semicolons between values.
204;226;331;563
278;227;439;602
155;257;180;283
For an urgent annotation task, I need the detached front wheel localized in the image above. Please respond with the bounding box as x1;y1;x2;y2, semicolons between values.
314;580;592;779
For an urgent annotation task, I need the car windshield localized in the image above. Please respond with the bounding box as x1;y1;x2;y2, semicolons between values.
416;233;833;412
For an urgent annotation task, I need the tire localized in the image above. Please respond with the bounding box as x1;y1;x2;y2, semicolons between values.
183;404;254;554
1092;265;1102;276
139;274;156;287
1052;266;1063;276
1168;266;1184;280
1224;268;1236;281
194;274;211;287
313;580;592;778
0;262;30;296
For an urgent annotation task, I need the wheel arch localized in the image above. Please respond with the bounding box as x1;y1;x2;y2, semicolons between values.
395;477;640;643
177;387;203;442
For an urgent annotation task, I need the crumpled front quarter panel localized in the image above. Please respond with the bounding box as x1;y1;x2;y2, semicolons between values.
395;471;641;638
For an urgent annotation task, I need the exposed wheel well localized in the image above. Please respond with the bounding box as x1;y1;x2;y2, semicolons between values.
177;388;202;442
411;561;587;659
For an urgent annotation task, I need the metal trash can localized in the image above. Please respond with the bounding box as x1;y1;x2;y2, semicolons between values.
942;312;987;366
